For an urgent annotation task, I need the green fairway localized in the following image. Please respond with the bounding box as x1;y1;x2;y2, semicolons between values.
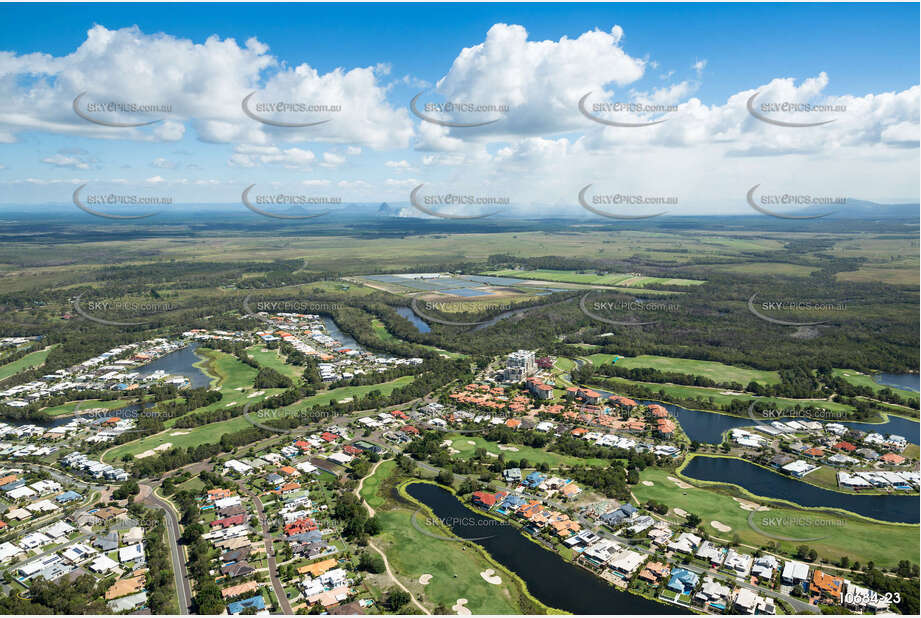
484;268;704;288
632;467;918;568
587;353;781;386
833;369;920;403
39;398;135;417
0;345;55;381
102;375;416;462
359;461;535;614
247;344;303;383
444;433;608;468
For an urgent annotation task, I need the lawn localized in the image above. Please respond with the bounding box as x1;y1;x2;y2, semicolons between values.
247;345;303;383
484;268;704;288
443;434;609;468
832;369;920;404
39;398;135;417
587;354;781;386
0;345;55;381
102;375;416;462
632;467;918;568
358;461;530;614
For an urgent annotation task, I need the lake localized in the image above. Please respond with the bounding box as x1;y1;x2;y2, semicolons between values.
873;373;920;393
682;456;920;524
405;482;685;614
137;343;211;388
321;316;363;352
396;306;431;333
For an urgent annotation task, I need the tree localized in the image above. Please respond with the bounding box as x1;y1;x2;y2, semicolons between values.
388;588;411;611
684;512;702;528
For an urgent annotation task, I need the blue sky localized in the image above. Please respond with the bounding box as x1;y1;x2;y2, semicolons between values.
0;3;918;213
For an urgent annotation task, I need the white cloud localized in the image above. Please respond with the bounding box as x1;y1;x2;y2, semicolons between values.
152;157;176;169
692;59;707;76
41;153;90;169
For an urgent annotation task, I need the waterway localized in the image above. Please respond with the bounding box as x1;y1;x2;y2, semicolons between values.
873;373;920;393
137;343;211;388
682;456;920;524
405;482;686;615
396;306;431;333
321;316;363;352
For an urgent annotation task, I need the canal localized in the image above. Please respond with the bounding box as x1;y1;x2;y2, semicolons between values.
682;456;920;524
137;343;211;388
405;482;687;615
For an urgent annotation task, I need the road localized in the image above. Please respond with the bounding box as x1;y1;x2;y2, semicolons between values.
240;484;293;615
138;483;193;614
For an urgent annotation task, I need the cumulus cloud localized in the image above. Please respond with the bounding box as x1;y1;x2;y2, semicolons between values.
41;153;91;169
0;25;412;148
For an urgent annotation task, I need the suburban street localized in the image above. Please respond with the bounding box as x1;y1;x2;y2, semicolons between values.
138;483;193;615
240;484;293;615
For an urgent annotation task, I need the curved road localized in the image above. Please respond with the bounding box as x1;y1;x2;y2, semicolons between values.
239;484;293;615
139;484;192;614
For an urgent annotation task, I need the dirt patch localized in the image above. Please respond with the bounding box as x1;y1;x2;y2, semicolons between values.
711;520;732;533
667;475;692;489
480;569;502;585
419;574;432;585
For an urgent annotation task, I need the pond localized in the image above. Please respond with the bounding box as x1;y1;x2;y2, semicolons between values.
137;343;211;388
682;456;920;523
873;373;920;393
405;482;686;615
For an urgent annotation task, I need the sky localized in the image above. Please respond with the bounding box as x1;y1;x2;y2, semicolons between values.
0;2;918;216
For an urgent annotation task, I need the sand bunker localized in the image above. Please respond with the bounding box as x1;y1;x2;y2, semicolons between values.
641;481;654;486
134;450;156;459
667;475;692;489
711;521;732;533
247;390;265;398
466;440;476;445
480;569;502;585
135;443;171;459
155;442;172;451
419;574;432;585
170;431;190;436
452;599;471;615
734;497;770;512
441;440;453;447
448;448;461;455
486;452;499;458
497;445;519;452
673;508;688;517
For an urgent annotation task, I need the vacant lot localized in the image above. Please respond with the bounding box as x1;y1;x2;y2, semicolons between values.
587;353;781;386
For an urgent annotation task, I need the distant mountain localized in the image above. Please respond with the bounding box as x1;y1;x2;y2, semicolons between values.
378;202;397;216
789;199;919;220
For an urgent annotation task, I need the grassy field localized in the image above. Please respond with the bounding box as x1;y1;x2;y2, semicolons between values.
484;268;704;288
247;345;303;383
359;461;529;614
102;375;416;462
833;368;920;402
444;434;608;468
39;398;136;417
0;345;55;381
632;467;918;568
586;353;781;386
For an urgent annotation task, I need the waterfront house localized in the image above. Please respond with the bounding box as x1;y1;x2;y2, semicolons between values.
667;568;699;595
638;561;670;586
